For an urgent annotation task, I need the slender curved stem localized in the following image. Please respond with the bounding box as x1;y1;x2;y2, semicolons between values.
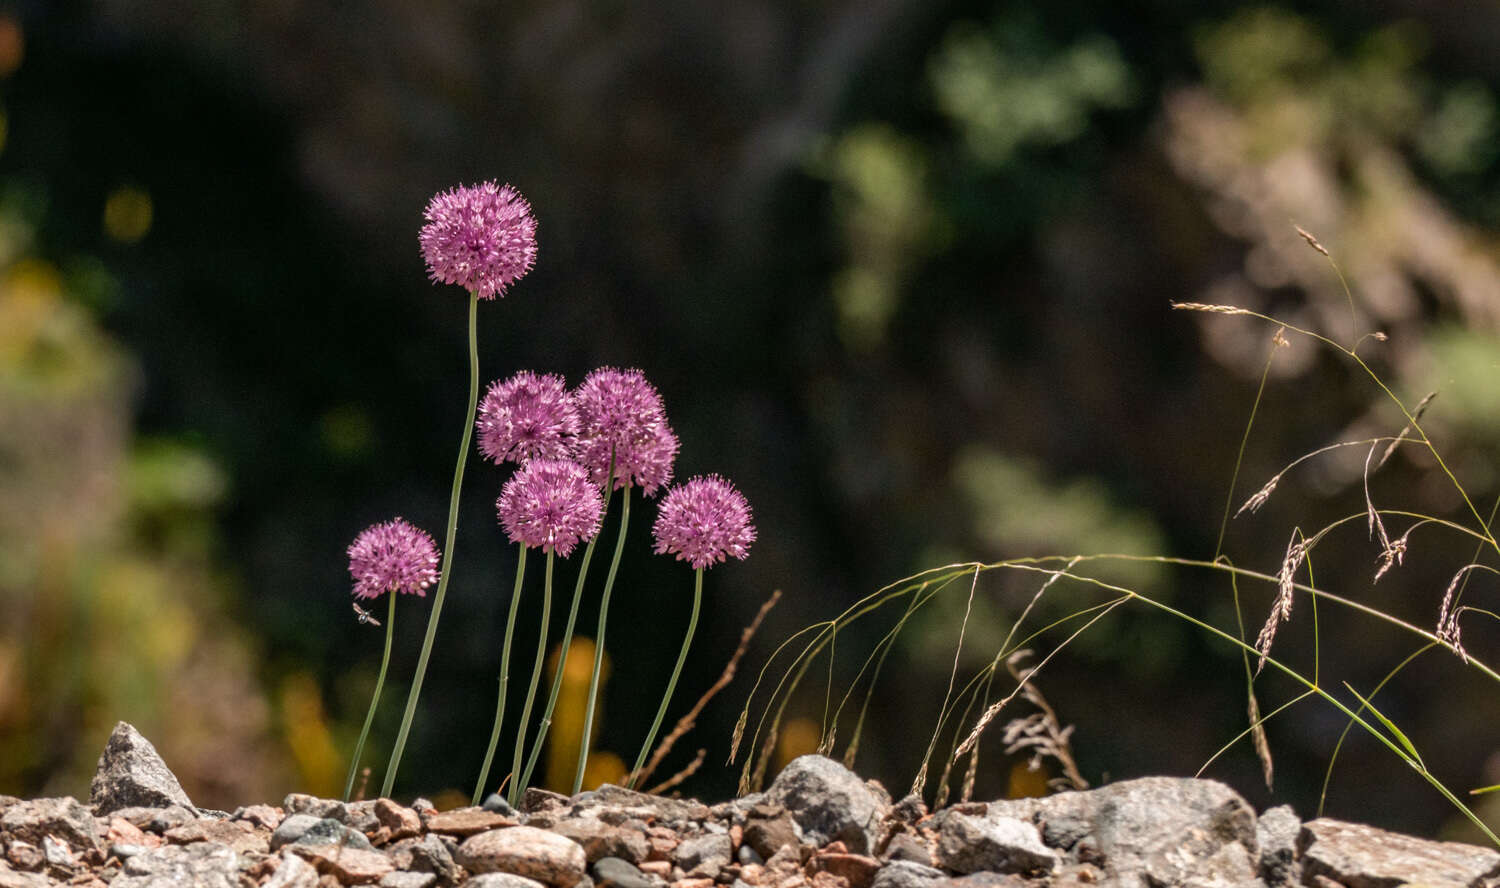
518;490;611;795
383;288;479;798
574;484;631;793
629;567;702;788
510;548;554;806
473;544;528;804
344;591;397;802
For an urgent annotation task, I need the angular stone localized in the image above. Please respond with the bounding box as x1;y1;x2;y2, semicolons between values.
871;860;945;888
41;834;77;869
986;776;1258;885
934;875;1029;888
768;756;887;854
282;793;347;822
111;843;242;888
89;723;195;816
388;833;460;885
263;849;320;888
375;799;422;841
0;861;51;888
935;814;1056;876
483;794;520;817
552;818;651;864
231;804;283;830
574;786;711;827
673;834;732;879
1300;818;1500;888
466;875;551;888
742;807;801;861
593;856;661;888
1255;804;1299;886
882;833;932;867
423;807;517;837
164;817;270;854
271;814;372;851
145;805;197;833
3;842;41;872
810;851;880;888
292;843;395;884
457;826;588;887
0;797;102;857
380;872;438;888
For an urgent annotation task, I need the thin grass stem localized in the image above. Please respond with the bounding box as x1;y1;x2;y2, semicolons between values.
473;544;528;804
509;548;554;806
629;567;703;788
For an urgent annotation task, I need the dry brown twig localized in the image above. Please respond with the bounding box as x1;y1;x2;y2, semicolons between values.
630;589;782;790
646;748;706;795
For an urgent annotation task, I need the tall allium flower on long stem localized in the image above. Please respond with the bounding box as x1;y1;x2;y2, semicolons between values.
469;372;578;803
629;474;753;788
343;518;440;802
570;368;679;793
482;459;603;806
384;182;537;799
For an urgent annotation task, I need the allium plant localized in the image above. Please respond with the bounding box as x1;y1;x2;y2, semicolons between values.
570;367;679;792
384;182;537;799
342;518;439;802
629;475;755;787
475;458;604;805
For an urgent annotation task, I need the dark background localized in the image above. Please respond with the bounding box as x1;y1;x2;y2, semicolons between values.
3;0;1500;841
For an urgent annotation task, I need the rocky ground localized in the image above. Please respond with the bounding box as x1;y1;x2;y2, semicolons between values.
1;723;1497;888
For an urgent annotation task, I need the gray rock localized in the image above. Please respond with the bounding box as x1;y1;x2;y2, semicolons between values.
111;842;243;888
0;797;102;857
592;856;660;888
456;825;588;887
1300;817;1500;888
270;813;372;851
572;785;711;826
484;794;520;817
883;832;934;866
108;843;149;860
737;845;763;865
89;723;196;816
262;849;320;888
1255;805;1299;886
380;872;437;888
389;833;461;885
466;875;550;888
282;792;347;822
345;799;381;833
0;861;51;888
872;860;946;888
673;833;732;879
743;805;801;860
41;835;77;869
935;874;1030;888
145;805;198;833
767;755;888;853
551;817;651;864
936;813;1056;876
986;776;1259;885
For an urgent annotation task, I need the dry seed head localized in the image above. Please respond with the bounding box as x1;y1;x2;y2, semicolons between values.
1272;326;1290;349
1236;475;1280;518
1256;529;1306;674
1170;301;1254;315
1436;564;1482;662
1378;391;1437;470
1295;224;1330;257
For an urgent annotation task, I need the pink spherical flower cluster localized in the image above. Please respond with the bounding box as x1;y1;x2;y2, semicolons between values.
477;371;579;465
497;459;604;557
420;181;538;300
347;517;442;600
574;367;679;496
652;475;755;570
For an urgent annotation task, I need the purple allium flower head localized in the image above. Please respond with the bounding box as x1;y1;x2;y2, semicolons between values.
574;367;678;496
420;181;538;299
347;517;442;600
497;459;604;557
476;371;579;465
652;475;756;570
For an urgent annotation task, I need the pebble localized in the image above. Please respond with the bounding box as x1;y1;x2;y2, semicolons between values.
456;825;588;887
423;807;517;837
292;843;396;884
593;856;660;888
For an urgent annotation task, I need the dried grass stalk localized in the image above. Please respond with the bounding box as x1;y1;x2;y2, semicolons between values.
1376;392;1436;470
999;651;1089;792
1256;529;1306;674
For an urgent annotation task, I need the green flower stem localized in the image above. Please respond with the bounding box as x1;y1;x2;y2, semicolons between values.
383;288;480;799
472;543;528;805
629;567;702;789
510;548;554;806
517;489;612;795
343;591;397;802
574;484;632;794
